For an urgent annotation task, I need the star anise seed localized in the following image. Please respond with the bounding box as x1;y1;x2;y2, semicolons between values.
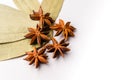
24;47;48;68
46;38;70;58
30;6;54;26
50;19;76;40
24;24;50;45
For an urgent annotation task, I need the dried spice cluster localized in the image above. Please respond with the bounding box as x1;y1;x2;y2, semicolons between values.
24;7;76;68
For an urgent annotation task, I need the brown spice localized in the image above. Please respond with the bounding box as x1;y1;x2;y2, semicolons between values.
30;6;54;26
50;19;75;40
46;38;70;58
24;47;48;68
24;24;50;46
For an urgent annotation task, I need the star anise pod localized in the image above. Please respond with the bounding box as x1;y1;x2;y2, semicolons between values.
46;38;70;58
24;24;50;45
50;19;76;40
30;6;54;26
24;47;48;68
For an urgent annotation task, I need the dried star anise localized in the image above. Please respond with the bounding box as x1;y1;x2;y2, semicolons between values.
50;19;76;40
46;38;70;58
24;24;50;45
24;47;48;68
30;6;54;26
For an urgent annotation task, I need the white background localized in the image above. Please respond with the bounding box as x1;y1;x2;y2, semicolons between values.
0;0;120;80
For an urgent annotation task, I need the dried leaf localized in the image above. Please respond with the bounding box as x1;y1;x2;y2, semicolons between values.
0;39;39;61
13;0;40;14
0;4;37;43
41;0;64;20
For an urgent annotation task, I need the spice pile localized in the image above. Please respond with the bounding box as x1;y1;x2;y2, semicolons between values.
24;7;76;68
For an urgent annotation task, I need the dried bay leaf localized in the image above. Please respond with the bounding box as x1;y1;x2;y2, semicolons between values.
0;0;64;60
13;0;40;14
0;33;25;43
0;4;38;60
41;0;64;20
0;4;37;43
0;39;39;61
